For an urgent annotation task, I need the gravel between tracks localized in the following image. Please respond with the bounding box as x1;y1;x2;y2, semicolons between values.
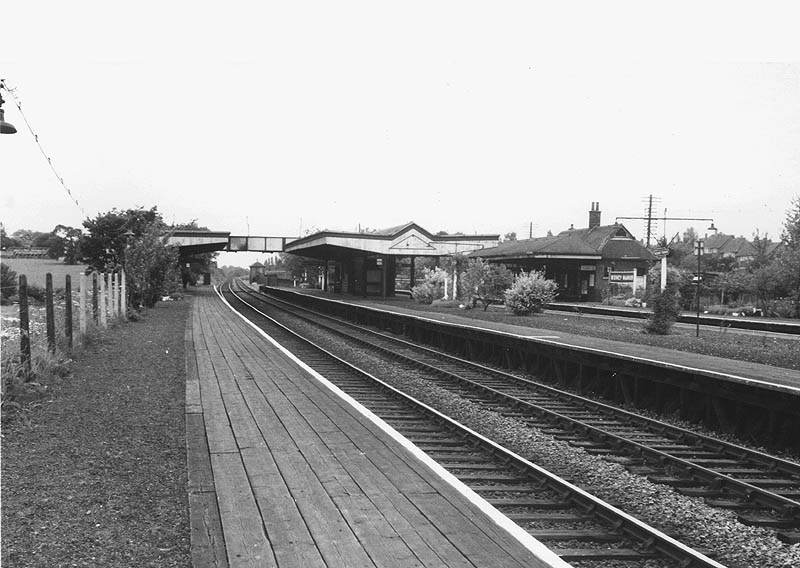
296;318;800;568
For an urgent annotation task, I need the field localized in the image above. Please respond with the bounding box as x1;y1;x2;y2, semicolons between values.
1;257;90;289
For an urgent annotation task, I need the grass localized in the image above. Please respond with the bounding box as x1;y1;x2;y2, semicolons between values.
1;300;191;567
1;290;112;418
1;257;90;288
369;298;800;371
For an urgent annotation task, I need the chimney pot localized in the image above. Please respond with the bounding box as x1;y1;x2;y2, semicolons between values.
588;202;602;229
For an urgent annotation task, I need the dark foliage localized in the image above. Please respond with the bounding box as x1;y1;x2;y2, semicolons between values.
645;287;681;334
1;263;17;304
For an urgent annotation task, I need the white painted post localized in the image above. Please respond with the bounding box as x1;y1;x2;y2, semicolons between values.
79;273;87;337
660;256;668;292
443;275;448;300
99;273;107;328
108;272;117;320
453;264;458;301
632;267;638;294
114;272;120;318
120;268;126;318
114;272;119;318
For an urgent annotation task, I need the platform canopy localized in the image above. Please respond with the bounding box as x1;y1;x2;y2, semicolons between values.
284;222;500;260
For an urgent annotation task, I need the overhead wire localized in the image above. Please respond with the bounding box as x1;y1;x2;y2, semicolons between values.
0;79;86;217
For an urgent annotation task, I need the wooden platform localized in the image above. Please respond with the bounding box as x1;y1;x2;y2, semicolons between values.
185;288;564;568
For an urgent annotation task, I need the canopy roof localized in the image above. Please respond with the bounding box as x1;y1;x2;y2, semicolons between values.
284;222;500;260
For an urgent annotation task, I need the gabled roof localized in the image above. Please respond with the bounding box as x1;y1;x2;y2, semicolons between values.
284;221;499;259
471;234;600;259
473;222;654;262
369;222;427;237
701;233;758;257
764;241;784;257
557;223;635;249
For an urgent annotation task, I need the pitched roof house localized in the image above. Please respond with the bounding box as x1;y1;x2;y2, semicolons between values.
471;203;655;301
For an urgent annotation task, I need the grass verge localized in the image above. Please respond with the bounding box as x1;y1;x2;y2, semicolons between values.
1;299;191;567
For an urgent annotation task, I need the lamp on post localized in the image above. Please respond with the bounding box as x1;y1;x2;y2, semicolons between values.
0;85;18;134
695;238;704;337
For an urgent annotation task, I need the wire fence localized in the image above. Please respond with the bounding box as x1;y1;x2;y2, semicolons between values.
2;270;127;398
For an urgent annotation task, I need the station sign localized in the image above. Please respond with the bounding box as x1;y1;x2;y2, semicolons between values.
609;270;635;283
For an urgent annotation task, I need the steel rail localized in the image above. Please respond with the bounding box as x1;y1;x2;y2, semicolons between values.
223;281;725;568
234;281;800;531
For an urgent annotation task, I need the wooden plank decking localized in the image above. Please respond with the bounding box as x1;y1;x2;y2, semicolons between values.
185;288;561;568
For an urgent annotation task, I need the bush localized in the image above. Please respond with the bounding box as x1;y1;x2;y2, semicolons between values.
460;259;513;311
1;263;17;304
504;270;558;316
411;281;438;304
644;287;681;334
25;284;46;303
411;267;446;304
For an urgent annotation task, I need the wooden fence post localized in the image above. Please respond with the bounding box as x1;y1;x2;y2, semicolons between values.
99;273;107;329
79;273;87;338
18;275;31;379
65;274;73;351
46;273;56;353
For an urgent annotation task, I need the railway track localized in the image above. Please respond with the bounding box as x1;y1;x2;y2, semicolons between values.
221;281;725;567
230;280;800;546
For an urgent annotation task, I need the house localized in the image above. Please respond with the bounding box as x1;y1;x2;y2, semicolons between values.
469;203;656;301
702;233;758;264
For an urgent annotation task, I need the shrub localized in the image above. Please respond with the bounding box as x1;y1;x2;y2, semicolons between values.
1;263;17;304
411;267;446;304
460;259;513;311
644;287;681;334
504;270;558;316
25;284;47;303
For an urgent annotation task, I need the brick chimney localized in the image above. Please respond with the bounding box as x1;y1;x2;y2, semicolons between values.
588;202;601;229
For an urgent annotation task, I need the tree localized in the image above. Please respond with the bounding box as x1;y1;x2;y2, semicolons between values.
777;196;800;317
274;253;321;285
82;207;161;271
504;270;558;315
710;270;752;305
173;221;217;286
82;206;182;309
46;224;83;264
1;263;17;304
782;195;800;246
503;232;517;242
1;225;20;250
459;258;513;310
682;227;698;243
125;224;180;308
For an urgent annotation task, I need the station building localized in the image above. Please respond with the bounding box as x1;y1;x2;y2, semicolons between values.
283;222;500;297
469;203;656;301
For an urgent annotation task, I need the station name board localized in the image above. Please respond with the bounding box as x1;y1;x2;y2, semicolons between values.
609;270;635;283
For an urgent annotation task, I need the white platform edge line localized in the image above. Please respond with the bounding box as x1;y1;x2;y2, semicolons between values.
214;286;572;568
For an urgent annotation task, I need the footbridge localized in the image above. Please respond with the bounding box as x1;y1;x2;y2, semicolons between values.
167;230;298;256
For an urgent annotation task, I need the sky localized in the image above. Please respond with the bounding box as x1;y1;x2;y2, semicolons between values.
3;2;800;267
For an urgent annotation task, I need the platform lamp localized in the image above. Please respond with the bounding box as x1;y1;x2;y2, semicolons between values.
0;84;18;134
